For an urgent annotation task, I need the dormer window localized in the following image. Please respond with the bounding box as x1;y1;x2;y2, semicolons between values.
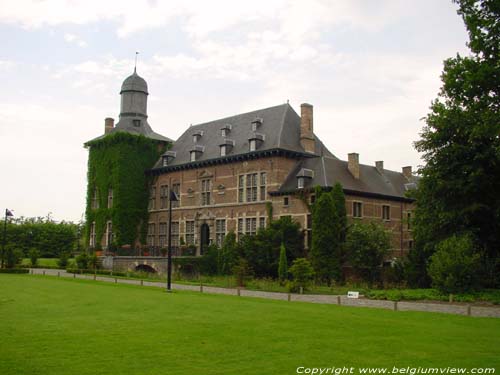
251;117;263;132
161;151;176;167
296;168;314;189
193;130;204;143
221;124;232;137
189;145;204;162
133;119;141;127
219;139;234;157
248;133;264;152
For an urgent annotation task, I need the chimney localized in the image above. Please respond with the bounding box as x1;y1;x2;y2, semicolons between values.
300;103;315;153
104;117;114;134
375;161;384;173
402;166;412;179
348;153;360;179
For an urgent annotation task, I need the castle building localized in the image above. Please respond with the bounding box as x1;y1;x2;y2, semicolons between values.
86;71;416;258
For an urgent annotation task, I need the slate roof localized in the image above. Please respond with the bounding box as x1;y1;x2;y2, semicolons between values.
278;155;416;201
86;121;172;144
151;103;335;169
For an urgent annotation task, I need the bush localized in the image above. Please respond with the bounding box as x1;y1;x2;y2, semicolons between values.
0;268;29;274
173;256;202;276
28;248;40;267
278;242;288;284
199;244;219;275
288;258;314;292
428;234;481;294
58;252;70;268
232;258;252;287
75;253;89;269
345;222;391;286
88;254;99;270
4;245;23;269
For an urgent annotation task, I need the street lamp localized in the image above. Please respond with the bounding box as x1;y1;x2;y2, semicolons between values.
166;190;179;292
1;209;14;269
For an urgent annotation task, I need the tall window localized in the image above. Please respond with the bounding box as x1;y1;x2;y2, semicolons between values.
353;202;363;218
172;183;180;208
171;222;180;250
149;186;156;210
147;223;155;247
91;188;99;209
107;188;113;208
238;175;244;203
238;218;244;239
89;222;96;248
160;185;168;209
245;218;257;236
190;151;196;162
215;219;226;247
185;221;195;245
249;139;256;152
220;145;227;157
105;221;113;247
260;172;267;200
201;179;211;206
382;205;391;221
259;217;266;229
407;212;412;230
246;173;258;202
159;222;167;248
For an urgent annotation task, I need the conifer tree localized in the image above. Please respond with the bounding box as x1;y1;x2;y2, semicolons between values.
278;242;288;283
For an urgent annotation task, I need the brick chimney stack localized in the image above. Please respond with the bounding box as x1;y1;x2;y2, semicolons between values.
348;153;360;179
104;117;115;134
300;103;315;153
402;166;412;179
375;161;384;173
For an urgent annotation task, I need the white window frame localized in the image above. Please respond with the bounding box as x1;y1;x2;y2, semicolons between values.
353;201;363;218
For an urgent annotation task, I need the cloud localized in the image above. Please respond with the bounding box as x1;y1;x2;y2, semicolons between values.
63;33;87;47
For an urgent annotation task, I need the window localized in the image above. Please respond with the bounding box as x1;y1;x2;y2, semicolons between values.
245;218;257;236
133;119;141;127
249;139;256;152
297;177;304;189
201;179;211;206
221;128;227;137
260;172;267;200
171;221;179;250
220;145;226;157
105;221;113;247
259;217;266;229
91;188;99;209
407;212;412;230
409;240;414;250
310;194;316;204
246;173;258;202
162;156;168;167
159;222;167;248
190;151;196;162
237;218;244;239
107;188;113;208
149;186;156;210
382;205;391;221
185;221;195;245
89;222;96;248
238;175;244;203
147;223;155;247
172;183;180;208
284;197;289;206
215;219;226;246
353;202;363;218
160;185;168;209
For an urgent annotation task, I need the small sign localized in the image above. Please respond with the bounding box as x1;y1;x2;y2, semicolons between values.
347;291;359;299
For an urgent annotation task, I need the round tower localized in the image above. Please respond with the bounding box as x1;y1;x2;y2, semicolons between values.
119;68;148;121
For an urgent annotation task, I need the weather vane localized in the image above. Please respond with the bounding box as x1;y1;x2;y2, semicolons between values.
134;51;139;73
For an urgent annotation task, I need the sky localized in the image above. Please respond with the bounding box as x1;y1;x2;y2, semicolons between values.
0;0;470;223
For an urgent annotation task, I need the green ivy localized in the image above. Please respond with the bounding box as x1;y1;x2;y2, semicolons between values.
84;132;168;248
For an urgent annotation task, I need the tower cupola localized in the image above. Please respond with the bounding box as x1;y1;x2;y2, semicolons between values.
119;68;148;120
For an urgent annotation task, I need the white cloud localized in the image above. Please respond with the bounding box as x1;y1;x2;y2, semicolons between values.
63;32;87;47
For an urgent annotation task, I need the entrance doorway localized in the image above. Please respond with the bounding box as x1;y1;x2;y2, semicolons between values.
200;223;210;255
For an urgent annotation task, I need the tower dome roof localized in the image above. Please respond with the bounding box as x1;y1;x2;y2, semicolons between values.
120;68;148;94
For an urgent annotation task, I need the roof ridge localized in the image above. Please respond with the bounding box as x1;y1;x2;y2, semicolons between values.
189;103;290;128
321;156;328;186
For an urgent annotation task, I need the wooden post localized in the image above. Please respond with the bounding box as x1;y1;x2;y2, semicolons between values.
114;278;117;283
299;286;303;295
467;305;472;316
141;280;144;286
73;272;76;278
57;271;60;277
200;282;203;293
337;296;341;305
449;294;454;303
237;287;241;296
43;270;45;276
93;274;96;281
287;293;291;302
394;301;398;311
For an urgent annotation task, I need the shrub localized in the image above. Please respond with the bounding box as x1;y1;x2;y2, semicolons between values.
58;252;70;268
0;268;29;274
345;222;391;286
75;253;89;269
232;258;252;287
219;231;238;275
428;234;481;294
88;254;99;270
28;248;40;267
278;242;288;284
5;245;23;269
288;258;314;292
199;244;219;275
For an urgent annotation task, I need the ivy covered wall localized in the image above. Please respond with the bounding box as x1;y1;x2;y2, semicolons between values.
84;132;168;249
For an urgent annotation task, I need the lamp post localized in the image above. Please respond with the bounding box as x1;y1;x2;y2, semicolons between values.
167;190;179;292
1;209;14;269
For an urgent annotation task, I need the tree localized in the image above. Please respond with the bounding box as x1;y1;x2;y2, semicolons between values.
345;222;391;286
410;0;500;287
219;231;238;274
428;234;481;294
288;258;315;292
278;242;288;284
232;258;252;287
310;189;342;283
28;248;40;267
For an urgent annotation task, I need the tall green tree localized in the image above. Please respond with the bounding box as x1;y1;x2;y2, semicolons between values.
278;242;288;283
410;0;500;287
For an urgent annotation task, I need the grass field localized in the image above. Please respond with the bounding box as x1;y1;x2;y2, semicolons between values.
21;258;75;268
0;275;499;375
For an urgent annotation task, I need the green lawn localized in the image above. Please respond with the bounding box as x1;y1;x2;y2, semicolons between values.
0;275;499;375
